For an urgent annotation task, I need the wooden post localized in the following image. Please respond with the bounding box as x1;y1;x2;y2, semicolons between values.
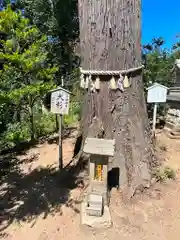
59;113;63;169
152;103;158;135
59;76;64;170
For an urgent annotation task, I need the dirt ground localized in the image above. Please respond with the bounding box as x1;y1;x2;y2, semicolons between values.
1;130;180;240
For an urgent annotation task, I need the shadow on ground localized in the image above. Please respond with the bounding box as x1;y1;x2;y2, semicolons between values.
0;126;77;156
0;152;87;233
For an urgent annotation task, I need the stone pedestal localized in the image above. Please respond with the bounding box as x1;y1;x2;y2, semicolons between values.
81;200;112;229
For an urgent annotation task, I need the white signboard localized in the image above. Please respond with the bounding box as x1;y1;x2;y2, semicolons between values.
51;89;70;115
147;83;168;103
147;83;169;135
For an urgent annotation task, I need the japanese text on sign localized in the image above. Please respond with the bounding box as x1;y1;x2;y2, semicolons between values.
51;89;70;115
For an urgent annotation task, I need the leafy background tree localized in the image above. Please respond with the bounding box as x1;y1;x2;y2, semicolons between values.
17;0;80;84
0;6;58;147
143;37;180;88
142;37;180;119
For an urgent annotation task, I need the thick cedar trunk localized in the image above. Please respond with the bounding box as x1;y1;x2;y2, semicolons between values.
77;0;154;198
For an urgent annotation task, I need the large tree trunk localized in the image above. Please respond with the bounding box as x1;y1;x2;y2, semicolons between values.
77;0;155;198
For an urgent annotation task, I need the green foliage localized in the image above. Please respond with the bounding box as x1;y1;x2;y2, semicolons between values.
143;38;175;89
18;0;79;80
143;37;180;118
0;6;58;88
17;0;57;34
0;6;58;141
154;166;176;183
64;101;80;127
164;166;176;180
0;112;57;149
0;122;30;149
18;0;79;39
35;112;56;138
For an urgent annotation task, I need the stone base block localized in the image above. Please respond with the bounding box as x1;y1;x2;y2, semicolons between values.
87;193;103;207
86;193;103;217
86;193;104;217
81;199;112;229
86;205;103;217
89;183;109;206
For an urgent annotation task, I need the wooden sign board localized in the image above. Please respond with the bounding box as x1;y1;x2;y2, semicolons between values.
83;138;115;156
147;83;168;103
50;87;70;115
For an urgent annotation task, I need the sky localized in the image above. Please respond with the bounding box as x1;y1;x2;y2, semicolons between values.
142;0;180;48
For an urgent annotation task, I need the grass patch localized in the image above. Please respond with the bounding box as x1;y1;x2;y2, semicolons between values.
154;166;176;183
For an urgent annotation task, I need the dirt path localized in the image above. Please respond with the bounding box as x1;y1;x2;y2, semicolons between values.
1;132;180;240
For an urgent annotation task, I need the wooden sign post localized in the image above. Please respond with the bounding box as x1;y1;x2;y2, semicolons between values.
147;83;168;135
152;103;158;133
50;86;71;169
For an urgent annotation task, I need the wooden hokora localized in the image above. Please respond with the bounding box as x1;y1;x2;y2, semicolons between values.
83;138;115;217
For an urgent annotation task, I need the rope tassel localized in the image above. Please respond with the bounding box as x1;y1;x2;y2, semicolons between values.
123;75;130;88
80;66;143;91
90;81;96;92
117;74;124;92
80;73;85;88
89;75;95;92
85;75;89;89
95;76;100;90
110;76;117;90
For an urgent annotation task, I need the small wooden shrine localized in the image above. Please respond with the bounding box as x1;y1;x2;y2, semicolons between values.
83;137;115;217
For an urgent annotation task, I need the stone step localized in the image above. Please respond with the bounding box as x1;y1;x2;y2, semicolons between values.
87;194;103;207
86;194;103;217
86;205;103;217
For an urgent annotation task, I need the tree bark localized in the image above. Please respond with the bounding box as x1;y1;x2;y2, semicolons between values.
77;0;155;198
